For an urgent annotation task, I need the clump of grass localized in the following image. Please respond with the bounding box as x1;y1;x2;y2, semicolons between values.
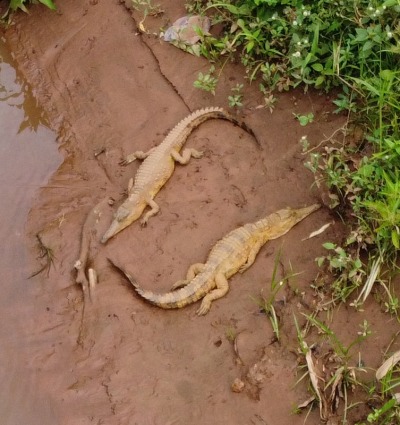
293;314;371;422
193;65;219;95
255;248;299;342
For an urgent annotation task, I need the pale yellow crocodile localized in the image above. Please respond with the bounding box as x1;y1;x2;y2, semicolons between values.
101;107;257;243
109;204;320;315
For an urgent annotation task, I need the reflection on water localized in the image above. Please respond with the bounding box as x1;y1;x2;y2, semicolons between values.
0;36;61;424
0;38;46;132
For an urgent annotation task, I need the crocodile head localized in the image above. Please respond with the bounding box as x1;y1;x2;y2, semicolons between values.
101;198;146;243
265;204;321;240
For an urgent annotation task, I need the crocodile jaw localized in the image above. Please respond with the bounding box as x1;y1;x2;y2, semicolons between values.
101;201;145;243
101;219;127;243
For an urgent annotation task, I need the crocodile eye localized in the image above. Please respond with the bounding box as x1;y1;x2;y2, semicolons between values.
117;207;130;221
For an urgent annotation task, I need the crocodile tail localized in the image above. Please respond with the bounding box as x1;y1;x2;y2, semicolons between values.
196;107;260;147
165;106;259;148
223;114;259;146
108;258;208;310
108;257;158;301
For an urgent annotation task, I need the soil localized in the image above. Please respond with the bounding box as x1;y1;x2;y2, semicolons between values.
2;1;400;424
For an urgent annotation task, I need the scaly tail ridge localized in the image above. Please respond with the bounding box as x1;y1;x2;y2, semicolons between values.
108;258;211;309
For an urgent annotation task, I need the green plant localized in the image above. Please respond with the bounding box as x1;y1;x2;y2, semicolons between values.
366;399;399;424
187;0;399;92
225;326;237;342
293;112;314;126
257;249;299;341
305;314;370;359
193;65;218;95
294;313;370;422
316;242;365;303
2;0;55;21
228;83;244;108
131;0;162;16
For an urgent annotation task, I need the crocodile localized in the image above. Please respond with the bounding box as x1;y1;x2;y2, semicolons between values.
109;204;320;315
101;107;257;243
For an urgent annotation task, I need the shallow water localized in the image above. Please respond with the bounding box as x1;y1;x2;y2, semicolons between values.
0;36;61;424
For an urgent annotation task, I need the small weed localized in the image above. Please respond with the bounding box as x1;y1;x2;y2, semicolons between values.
365;349;400;424
304;314;370;360
225;327;237;342
316;242;365;303
193;65;218;95
294;313;370;422
131;0;163;17
228;83;243;108
293;112;314;126
259;83;277;113
257;249;299;342
365;399;399;424
380;281;400;316
29;233;55;278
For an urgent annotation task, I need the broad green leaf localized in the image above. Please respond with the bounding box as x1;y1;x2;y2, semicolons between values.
38;0;56;10
392;230;400;249
312;63;324;72
323;242;336;250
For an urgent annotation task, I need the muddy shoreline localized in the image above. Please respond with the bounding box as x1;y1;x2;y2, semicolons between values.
3;1;399;424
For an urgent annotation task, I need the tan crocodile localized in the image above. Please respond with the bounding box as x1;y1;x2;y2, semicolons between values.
109;204;320;315
101;107;257;243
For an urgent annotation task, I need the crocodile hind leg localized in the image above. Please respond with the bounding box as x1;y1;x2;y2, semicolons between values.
171;148;203;164
120;147;156;165
197;273;229;316
171;263;206;290
140;198;160;226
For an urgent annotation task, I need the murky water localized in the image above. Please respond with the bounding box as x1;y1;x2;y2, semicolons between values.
0;36;61;424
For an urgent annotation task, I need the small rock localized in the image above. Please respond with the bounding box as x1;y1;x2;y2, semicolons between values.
231;378;245;393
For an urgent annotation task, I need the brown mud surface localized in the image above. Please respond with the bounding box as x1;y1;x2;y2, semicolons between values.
3;1;400;424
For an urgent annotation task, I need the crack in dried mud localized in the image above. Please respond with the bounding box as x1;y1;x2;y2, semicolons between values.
124;4;192;113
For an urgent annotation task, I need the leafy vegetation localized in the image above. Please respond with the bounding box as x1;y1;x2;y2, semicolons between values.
2;0;56;21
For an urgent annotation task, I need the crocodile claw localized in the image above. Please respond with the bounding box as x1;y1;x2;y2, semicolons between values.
119;158;131;166
119;155;137;166
196;300;211;316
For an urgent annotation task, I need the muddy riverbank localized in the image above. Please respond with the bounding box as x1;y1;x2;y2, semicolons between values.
3;1;399;424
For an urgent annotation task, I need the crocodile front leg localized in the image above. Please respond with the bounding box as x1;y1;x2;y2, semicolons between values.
120;147;156;165
171;148;203;164
197;273;229;316
171;263;206;290
140;198;160;226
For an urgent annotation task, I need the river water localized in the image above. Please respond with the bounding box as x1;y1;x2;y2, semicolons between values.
0;36;61;424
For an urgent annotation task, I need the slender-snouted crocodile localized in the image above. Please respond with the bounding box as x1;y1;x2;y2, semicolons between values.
101;107;257;243
109;204;320;315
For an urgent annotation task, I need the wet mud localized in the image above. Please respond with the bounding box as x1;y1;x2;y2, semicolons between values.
2;1;400;424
